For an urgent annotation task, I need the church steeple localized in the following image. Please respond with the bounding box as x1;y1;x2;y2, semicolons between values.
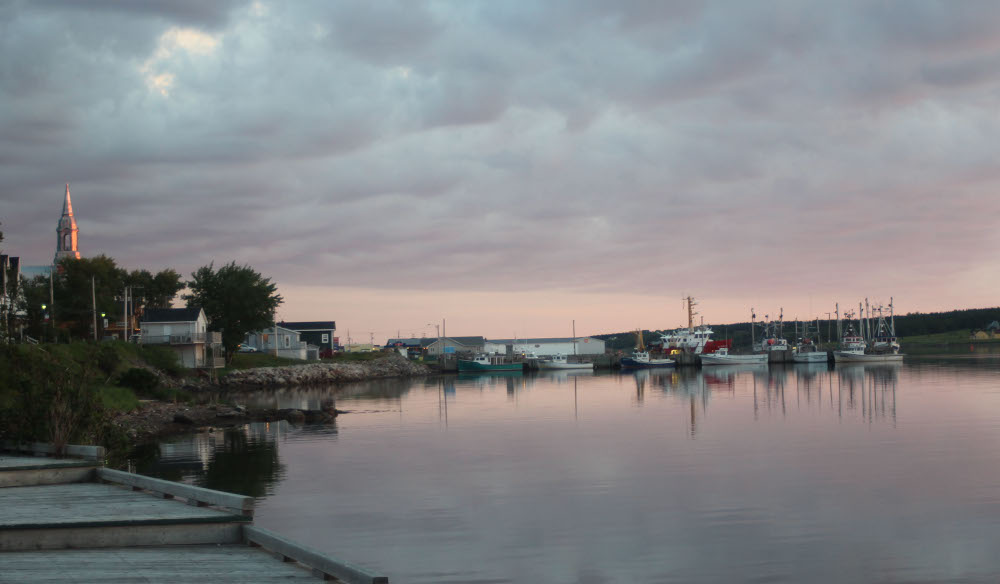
54;183;80;264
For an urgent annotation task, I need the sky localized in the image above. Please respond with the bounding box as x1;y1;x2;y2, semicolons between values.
2;1;1000;343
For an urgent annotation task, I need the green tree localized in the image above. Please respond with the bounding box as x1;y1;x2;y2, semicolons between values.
183;262;283;362
17;275;50;341
53;255;125;339
124;268;184;309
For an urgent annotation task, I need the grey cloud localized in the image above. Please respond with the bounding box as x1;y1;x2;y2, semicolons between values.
31;0;246;30
2;0;1000;309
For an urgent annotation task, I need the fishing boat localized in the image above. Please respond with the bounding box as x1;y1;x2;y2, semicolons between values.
457;354;523;372
832;299;904;363
792;318;829;363
792;342;828;363
753;309;790;354
700;309;766;365
658;296;730;355
537;353;594;370
700;346;767;365
621;329;675;369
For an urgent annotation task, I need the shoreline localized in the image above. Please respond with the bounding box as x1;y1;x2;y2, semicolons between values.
112;353;434;447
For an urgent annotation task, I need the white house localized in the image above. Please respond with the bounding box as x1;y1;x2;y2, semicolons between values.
244;325;313;360
139;307;223;368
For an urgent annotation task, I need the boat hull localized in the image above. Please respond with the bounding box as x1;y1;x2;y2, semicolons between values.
537;361;594;370
793;351;829;364
700;353;767;365
457;360;523;372
832;352;904;363
621;357;675;369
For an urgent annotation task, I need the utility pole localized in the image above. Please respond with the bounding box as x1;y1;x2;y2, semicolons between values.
91;276;97;341
49;268;54;342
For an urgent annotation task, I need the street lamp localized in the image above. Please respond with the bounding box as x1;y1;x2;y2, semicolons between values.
41;304;49;341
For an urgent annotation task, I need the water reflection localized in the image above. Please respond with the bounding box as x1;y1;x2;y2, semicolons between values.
134;362;1000;583
132;421;287;498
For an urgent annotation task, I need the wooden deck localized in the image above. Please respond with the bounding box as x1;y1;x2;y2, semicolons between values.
0;454;97;487
0;546;324;583
0;445;387;583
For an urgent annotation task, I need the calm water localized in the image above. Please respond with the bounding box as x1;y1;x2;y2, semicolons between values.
135;359;1000;583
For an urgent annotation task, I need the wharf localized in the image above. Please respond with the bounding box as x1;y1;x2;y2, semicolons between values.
0;443;387;584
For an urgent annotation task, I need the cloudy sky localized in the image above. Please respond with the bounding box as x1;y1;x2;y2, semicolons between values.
3;1;1000;342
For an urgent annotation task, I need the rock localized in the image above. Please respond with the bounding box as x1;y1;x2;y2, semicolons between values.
220;353;431;388
285;410;306;424
173;414;195;425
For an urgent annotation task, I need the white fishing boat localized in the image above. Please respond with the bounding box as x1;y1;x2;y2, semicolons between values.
753;310;790;354
700;347;768;365
658;296;730;355
792;318;829;363
621;329;674;369
832;299;904;363
621;350;675;369
793;347;828;363
537;353;594;370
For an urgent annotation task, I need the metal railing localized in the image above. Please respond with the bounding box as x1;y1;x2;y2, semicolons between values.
140;331;222;345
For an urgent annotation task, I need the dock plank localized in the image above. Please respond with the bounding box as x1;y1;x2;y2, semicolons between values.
0;482;248;529
0;545;322;583
0;455;95;471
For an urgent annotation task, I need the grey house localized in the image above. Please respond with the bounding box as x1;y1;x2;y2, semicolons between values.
279;321;337;353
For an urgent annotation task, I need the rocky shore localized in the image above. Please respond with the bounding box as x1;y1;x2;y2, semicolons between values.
220;352;432;388
111;401;342;442
113;353;433;443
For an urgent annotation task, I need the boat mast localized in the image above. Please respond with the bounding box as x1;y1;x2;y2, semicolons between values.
686;296;697;333
836;303;841;341
859;301;864;341
890;297;896;337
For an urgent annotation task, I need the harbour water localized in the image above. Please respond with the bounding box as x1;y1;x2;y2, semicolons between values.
134;358;1000;583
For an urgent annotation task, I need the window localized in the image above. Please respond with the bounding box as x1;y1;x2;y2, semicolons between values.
284;335;291;348
322;333;329;344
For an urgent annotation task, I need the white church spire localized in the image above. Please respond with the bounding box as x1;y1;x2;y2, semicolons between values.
54;183;80;264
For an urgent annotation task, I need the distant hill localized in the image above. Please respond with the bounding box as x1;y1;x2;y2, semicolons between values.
592;307;1000;350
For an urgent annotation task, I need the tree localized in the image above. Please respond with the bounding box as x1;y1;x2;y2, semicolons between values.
124;268;184;309
52;255;125;338
183;262;283;362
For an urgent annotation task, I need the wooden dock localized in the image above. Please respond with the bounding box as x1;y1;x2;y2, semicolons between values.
0;443;387;583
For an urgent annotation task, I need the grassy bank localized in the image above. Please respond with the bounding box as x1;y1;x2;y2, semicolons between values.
0;341;195;454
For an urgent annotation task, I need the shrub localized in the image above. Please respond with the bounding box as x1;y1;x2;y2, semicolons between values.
0;345;101;455
117;367;160;394
96;344;121;377
139;345;184;376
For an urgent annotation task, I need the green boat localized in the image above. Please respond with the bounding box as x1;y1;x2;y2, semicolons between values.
457;354;523;372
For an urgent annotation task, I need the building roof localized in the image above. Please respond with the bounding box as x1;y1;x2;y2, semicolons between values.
142;307;204;323
489;337;602;344
386;337;437;348
428;336;486;346
279;321;336;331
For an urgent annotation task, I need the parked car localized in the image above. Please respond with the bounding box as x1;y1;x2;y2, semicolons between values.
237;344;257;353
